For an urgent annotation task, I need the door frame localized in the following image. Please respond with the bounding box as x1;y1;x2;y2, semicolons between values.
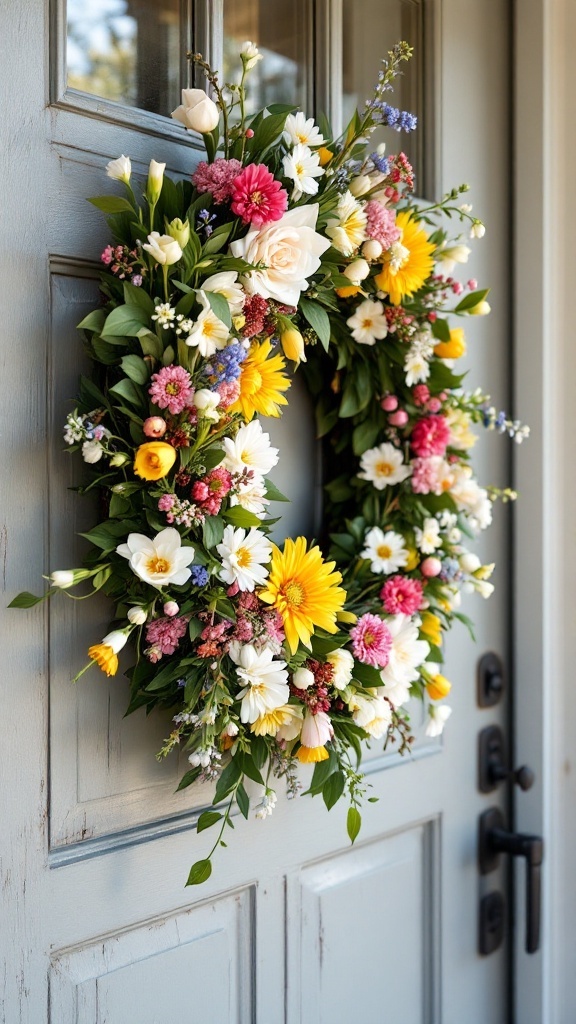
513;0;573;1019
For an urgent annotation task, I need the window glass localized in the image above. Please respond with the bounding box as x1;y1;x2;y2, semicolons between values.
222;0;312;115
67;0;182;115
342;0;424;188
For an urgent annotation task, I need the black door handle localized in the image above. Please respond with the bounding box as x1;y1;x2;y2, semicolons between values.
478;807;544;954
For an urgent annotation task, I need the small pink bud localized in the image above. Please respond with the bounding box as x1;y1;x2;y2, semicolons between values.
245;128;254;138
388;410;409;427
381;395;398;412
439;392;448;401
427;398;442;413
227;581;240;597
421;557;442;578
467;278;478;290
427;311;437;322
452;281;464;295
163;601;179;617
143;416;167;438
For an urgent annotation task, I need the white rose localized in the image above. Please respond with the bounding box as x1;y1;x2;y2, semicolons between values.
106;155;131;183
171;88;219;134
326;648;354;689
142;232;182;266
82;440;104;463
229;205;331;307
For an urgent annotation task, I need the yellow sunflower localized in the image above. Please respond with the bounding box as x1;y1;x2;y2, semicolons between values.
374;210;435;305
229;338;291;421
259;537;347;653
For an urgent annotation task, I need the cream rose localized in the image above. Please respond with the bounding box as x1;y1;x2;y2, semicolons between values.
142;232;182;266
171;88;219;134
229;205;330;307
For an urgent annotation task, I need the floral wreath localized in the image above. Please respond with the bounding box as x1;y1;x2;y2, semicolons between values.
11;42;527;884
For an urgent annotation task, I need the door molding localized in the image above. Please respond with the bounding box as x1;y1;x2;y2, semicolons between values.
513;0;574;1019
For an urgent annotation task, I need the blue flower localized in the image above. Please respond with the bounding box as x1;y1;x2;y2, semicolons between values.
203;341;246;385
191;566;209;587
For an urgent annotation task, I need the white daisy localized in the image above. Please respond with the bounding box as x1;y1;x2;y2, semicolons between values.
116;528;195;589
377;677;411;710
283;112;324;148
404;349;431;387
184;292;230;357
233;645;289;724
222;420;279;478
358;442;412;490
415;517;442;554
229;477;270;518
379;614;430;690
217;525;272;592
361;526;408;574
346;299;388;346
282;143;324;201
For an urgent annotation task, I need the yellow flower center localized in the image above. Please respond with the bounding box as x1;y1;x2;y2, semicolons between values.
147;454;160;469
236;546;252;569
297;132;308;143
165;382;180;395
283;580;305;608
377;544;392;559
250;190;263;205
295;162;304;176
146;556;170;574
376;460;393;477
364;631;375;646
203;320;217;338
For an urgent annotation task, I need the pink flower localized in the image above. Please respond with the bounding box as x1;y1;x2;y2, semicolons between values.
350;613;393;668
145;616;188;660
231;164;288;226
365;201;401;249
192;466;233;515
411;414;451;457
216;380;240;408
192;158;242;203
411;456;450;495
158;493;176;511
242;294;269;338
380;576;424;616
412;384;430;407
149;366;193;415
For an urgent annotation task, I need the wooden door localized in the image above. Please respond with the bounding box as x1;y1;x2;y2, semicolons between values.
0;1;513;1021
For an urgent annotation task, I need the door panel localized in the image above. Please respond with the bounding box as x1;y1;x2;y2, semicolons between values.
0;1;512;1021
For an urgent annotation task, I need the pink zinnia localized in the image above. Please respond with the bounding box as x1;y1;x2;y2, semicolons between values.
411;414;451;458
350;613;393;669
231;164;288;226
145;616;188;661
380;576;424;616
411;456;448;495
192;158;242;203
149;365;193;415
365;201;401;250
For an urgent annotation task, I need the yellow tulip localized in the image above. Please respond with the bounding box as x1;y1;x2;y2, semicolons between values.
336;285;362;298
468;299;491;316
133;441;176;481
317;147;333;167
404;547;420;572
280;327;306;365
427;673;452;701
434;327;467;360
420;611;443;647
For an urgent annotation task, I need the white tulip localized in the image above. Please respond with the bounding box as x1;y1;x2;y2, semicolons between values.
142;232;182;266
349;174;372;197
50;570;76;589
171;88;219;134
343;258;370;285
240;40;263;71
106;155;131;183
101;630;129;655
193;388;221;421
459;552;481;573
146;160;165;204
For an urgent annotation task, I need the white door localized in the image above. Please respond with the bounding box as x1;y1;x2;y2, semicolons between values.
0;1;516;1021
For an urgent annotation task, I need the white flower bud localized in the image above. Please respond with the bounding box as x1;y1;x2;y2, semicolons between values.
459;552;481;573
476;580;495;599
349;174;372;197
362;239;383;260
292;667;315;689
240;40;263;71
142;232;182;266
101;630;129;654
82;440;104;464
50;570;76;589
146;160;165;204
109;452;130;467
106;155;131;183
127;606;147;626
470;221;486;239
193;388;220;420
343;258;370;285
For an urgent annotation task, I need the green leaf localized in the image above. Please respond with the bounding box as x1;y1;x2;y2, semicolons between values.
213;757;243;804
352;419;380;456
236;783;250;820
431;318;451;342
308;749;338;793
120;354;150;385
176;767;201;792
250;111;288;157
202;516;224;549
91;336;120;365
454;288;490;313
201;446;225;471
250;736;268;770
264;479;289;502
204;290;232;329
137;329;163;360
202;222;233;255
102;303;149;339
174;289;198;318
186;858;213;886
88;195;135;215
109;377;144;408
123;282;154;316
77;309;107;333
188;617;202;641
347;806;362;844
8;590;45;609
323;770;345;810
222;507;263;528
352;662;383;688
236;754;264;787
197;810;223;833
300;299;331;351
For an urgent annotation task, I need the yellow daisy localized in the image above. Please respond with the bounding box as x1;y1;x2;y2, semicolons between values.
259;537;347;654
229;338;291;421
374;210;435;305
251;706;297;737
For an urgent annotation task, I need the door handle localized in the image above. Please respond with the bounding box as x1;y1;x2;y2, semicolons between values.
478;807;544;954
